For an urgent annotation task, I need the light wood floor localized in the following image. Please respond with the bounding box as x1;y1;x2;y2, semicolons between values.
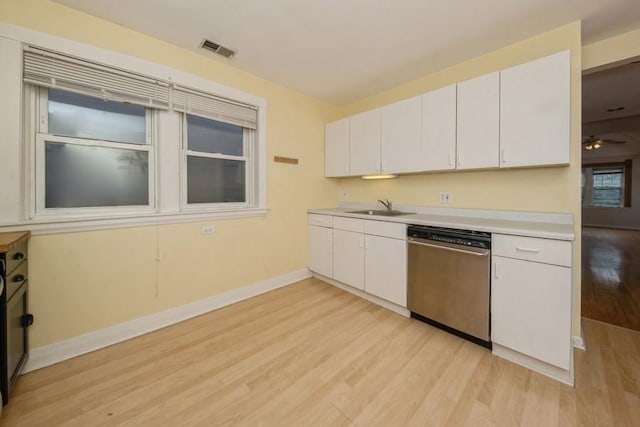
3;278;640;426
582;226;640;331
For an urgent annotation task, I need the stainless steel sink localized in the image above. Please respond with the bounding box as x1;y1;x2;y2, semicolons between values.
348;209;414;217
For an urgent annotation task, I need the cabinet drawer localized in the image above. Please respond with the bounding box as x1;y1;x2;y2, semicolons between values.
364;220;406;239
333;217;364;233
6;261;27;300
6;241;27;275
492;234;571;267
308;214;333;228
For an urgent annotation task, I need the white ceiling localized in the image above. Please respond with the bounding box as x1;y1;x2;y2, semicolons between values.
53;0;640;104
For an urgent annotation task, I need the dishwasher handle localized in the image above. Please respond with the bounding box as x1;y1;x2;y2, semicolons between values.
408;238;490;257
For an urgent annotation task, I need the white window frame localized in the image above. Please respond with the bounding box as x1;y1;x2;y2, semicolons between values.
0;24;268;234
179;113;256;212
29;86;157;220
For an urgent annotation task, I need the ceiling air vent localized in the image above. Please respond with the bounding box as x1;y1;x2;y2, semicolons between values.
200;39;236;59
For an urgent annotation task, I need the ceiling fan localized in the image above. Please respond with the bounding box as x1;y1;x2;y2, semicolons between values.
582;135;626;151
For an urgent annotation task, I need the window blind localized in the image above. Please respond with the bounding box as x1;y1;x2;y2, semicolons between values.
23;46;170;110
172;85;257;129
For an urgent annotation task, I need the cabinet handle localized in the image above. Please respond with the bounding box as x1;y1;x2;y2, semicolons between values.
13;274;25;282
364;237;369;250
22;313;34;327
449;152;454;166
458;152;463;166
13;252;25;260
516;247;540;253
359;236;365;249
494;260;499;279
501;149;506;164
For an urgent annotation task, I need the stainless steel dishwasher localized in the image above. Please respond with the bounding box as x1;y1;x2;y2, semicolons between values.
407;225;491;348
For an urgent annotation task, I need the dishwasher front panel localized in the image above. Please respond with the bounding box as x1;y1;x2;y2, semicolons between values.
407;239;490;342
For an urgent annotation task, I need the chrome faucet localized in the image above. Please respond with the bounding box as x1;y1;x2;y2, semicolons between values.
378;199;392;211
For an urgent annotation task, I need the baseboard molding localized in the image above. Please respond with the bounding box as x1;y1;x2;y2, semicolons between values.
573;332;586;351
582;224;640;231
311;273;410;318
25;269;312;373
492;343;574;386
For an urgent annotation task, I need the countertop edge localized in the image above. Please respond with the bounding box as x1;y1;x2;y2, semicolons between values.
308;208;575;241
0;231;31;253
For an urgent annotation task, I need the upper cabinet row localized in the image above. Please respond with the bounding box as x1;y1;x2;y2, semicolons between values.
325;50;570;177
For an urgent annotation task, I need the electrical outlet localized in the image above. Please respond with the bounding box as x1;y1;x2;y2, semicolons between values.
439;192;451;203
201;225;215;235
340;189;349;200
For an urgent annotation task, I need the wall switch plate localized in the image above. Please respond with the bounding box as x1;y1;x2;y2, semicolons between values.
439;192;451;203
201;225;215;235
340;189;348;200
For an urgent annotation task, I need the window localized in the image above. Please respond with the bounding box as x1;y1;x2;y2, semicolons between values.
173;85;258;210
8;41;265;230
582;160;632;208
184;115;248;205
34;88;154;213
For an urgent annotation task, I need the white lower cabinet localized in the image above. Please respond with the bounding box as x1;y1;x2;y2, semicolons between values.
491;234;572;370
333;229;365;290
308;224;333;278
310;215;407;307
364;234;407;306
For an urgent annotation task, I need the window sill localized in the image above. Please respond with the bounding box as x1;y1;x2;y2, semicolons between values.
0;208;269;235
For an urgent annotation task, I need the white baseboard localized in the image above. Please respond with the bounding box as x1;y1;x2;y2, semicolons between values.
573;332;586;351
492;343;574;386
311;273;410;318
25;269;312;373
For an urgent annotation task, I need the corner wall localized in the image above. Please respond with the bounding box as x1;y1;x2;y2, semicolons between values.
0;0;339;347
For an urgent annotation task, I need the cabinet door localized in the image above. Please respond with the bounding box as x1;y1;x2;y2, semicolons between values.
491;256;571;369
349;109;381;176
333;229;365;290
422;84;457;171
381;96;422;173
456;72;500;170
308;225;332;278
325;118;350;177
364;235;407;307
500;50;570;167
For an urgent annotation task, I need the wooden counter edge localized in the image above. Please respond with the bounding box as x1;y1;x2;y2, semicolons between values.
0;231;31;253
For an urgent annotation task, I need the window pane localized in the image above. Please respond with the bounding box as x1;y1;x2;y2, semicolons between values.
187;156;245;204
45;141;149;208
187;115;243;156
591;168;623;207
48;89;146;144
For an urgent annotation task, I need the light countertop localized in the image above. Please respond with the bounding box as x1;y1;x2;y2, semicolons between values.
308;207;574;241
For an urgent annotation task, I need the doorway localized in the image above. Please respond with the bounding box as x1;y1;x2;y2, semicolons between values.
581;59;640;331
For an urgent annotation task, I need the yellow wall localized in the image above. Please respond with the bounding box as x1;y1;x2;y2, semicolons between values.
582;27;640;71
1;0;586;347
336;22;584;336
0;0;340;347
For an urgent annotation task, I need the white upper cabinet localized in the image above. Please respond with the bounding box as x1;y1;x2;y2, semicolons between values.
381;96;422;173
422;84;457;171
500;50;570;167
325;117;350;177
456;72;500;170
349;108;381;176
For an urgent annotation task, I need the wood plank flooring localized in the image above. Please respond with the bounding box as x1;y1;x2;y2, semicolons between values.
3;278;640;426
581;227;640;331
